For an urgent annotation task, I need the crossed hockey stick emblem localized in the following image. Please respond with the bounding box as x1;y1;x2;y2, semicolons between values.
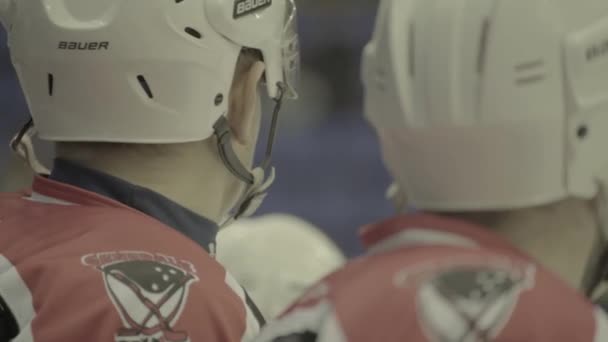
415;265;536;342
101;261;197;342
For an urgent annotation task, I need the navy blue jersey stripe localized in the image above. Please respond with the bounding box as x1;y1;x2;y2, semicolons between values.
244;288;266;327
0;294;19;341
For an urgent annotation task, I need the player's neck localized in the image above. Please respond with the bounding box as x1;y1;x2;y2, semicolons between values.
56;140;243;224
455;199;600;289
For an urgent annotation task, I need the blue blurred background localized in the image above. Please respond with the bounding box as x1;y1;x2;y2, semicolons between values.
0;1;393;256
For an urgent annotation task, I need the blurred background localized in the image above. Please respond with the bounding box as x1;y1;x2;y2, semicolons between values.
0;1;392;256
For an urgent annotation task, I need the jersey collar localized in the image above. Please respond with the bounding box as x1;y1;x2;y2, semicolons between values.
33;158;219;253
360;213;527;258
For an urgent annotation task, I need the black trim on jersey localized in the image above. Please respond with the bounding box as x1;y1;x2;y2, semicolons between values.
50;159;219;254
272;332;318;342
244;288;266;327
0;294;19;341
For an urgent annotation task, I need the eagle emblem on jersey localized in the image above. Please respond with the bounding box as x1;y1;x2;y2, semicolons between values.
82;251;199;342
394;257;536;342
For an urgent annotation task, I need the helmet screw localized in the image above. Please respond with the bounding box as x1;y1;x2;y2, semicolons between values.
577;125;589;140
215;93;224;106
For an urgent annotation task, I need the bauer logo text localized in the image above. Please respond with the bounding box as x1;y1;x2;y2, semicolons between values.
58;41;109;51
234;0;272;19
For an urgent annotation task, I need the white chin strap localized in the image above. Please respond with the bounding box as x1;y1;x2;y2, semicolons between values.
10;119;50;175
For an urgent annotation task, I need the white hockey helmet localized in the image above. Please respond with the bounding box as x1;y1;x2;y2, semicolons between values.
216;214;345;318
1;0;300;219
0;0;298;143
363;0;608;211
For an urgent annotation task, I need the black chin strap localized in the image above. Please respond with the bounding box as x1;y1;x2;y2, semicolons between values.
213;116;255;185
261;84;285;171
583;240;608;297
10;117;34;152
213;83;286;223
583;185;608;299
9;117;50;175
213;83;286;185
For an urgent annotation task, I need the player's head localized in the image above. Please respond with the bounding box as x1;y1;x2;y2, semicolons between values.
216;214;345;318
362;0;608;213
362;0;608;288
0;0;300;221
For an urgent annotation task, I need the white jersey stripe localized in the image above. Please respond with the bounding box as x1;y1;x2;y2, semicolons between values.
317;309;347;342
594;307;608;342
0;255;35;341
25;192;75;206
225;271;261;341
368;228;479;255
13;323;34;342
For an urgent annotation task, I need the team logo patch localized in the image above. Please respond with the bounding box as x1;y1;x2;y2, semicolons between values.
82;251;199;342
394;256;536;342
233;0;272;19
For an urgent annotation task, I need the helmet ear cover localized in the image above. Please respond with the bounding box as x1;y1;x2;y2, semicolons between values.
205;0;283;48
205;0;299;99
564;15;608;198
564;15;608;122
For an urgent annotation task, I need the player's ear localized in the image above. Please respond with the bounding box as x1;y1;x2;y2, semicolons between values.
228;60;266;145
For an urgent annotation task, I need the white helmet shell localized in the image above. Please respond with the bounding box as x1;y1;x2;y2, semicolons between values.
363;0;608;211
2;0;298;143
216;214;345;319
0;0;10;27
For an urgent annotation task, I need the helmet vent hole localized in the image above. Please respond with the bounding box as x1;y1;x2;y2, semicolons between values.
185;27;202;39
515;59;544;72
515;59;545;86
215;93;224;106
515;74;546;86
47;73;54;96
137;75;154;99
477;19;491;74
408;23;415;78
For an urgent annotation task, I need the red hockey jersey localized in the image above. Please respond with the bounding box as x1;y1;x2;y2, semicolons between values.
0;176;262;342
254;214;608;341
